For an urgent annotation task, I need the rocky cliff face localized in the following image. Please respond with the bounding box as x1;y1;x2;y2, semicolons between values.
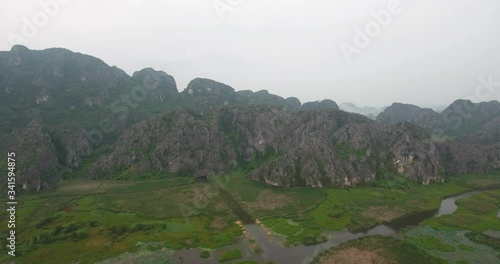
251;121;442;187
301;99;340;111
439;142;500;175
89;106;444;187
6;120;60;192
376;100;500;175
377;103;441;129
377;100;500;138
2;46;341;192
437;115;500;175
339;102;384;120
2;46;500;192
181;78;311;113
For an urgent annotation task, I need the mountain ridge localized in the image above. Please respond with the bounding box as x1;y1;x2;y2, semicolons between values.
1;46;500;193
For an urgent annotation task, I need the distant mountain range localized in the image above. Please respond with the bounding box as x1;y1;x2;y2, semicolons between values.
1;46;499;193
339;102;385;120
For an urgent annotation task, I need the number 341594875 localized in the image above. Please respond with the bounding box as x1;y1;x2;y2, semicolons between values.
7;152;16;194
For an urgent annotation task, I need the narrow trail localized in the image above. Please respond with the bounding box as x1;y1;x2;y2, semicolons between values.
216;184;254;224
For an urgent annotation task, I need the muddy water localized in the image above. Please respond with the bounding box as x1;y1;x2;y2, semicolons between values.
164;190;483;264
435;191;479;216
217;184;254;224
244;190;482;264
245;224;400;264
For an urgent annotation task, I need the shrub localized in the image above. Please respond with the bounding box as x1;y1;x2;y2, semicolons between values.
200;250;210;258
219;249;242;262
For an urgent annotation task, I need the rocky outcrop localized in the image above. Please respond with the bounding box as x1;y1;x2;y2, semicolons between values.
456;116;500;145
377;100;500;138
89;106;444;187
339;102;384;120
439;142;500;175
7;120;60;192
377;103;441;129
301;99;340;111
440;100;500;137
2;46;499;192
180;78;321;114
131;68;178;103
252;121;442;187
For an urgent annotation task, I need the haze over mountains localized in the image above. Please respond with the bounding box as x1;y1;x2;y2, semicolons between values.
2;46;500;193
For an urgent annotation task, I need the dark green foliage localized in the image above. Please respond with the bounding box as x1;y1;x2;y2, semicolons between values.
219;249;242;262
372;173;418;189
465;232;500;251
64;223;79;234
333;141;355;161
302;235;328;246
35;216;58;229
199;250;210;258
237;146;284;173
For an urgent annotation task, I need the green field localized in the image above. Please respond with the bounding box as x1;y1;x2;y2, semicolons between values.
312;235;448;264
1;173;499;263
0;178;243;263
315;174;500;264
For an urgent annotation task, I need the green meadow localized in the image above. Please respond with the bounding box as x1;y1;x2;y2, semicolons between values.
0;173;498;263
314;174;500;264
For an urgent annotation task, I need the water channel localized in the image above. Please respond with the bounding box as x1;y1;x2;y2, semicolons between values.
244;190;483;264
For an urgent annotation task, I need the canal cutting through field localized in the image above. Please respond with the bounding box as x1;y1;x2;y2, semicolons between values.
240;190;485;264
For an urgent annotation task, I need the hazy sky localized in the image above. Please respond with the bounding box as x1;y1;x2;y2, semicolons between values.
1;0;499;107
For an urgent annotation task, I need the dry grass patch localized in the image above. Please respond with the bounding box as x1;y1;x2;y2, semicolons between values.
209;217;229;230
468;179;500;188
320;248;394;264
242;190;291;210
56;180;131;193
362;205;404;222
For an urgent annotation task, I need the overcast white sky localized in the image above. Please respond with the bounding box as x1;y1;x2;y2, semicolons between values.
1;0;499;108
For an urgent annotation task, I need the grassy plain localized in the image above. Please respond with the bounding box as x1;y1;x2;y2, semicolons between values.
1;173;498;263
312;235;447;264
315;174;500;264
0;178;242;263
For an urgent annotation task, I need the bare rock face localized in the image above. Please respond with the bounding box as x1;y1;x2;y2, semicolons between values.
439;142;500;175
252;121;442;187
3;46;499;192
8;120;60;192
457;116;500;145
59;126;94;168
377;103;441;129
89;106;444;187
180;78;310;114
377;100;500;138
89;109;238;179
131;68;178;103
301;99;340;111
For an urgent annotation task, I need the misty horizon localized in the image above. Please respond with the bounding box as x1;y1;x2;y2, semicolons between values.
2;0;499;108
